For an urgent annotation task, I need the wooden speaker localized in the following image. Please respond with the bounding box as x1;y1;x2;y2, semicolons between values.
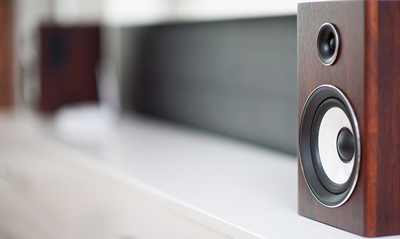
298;1;400;237
40;25;100;112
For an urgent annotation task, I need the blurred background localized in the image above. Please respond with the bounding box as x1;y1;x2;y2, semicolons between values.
2;0;298;154
1;0;303;238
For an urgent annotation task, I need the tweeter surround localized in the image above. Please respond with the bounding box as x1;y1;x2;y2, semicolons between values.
299;84;360;207
317;23;340;66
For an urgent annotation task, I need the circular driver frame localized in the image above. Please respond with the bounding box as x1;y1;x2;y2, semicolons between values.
299;84;361;208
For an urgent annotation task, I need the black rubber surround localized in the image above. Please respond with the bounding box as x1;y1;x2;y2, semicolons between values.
299;85;360;207
317;23;340;66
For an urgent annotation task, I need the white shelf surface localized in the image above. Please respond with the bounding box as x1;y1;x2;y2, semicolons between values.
2;110;399;239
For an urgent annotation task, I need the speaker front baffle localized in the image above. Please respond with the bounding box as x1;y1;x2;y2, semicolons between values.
298;1;400;237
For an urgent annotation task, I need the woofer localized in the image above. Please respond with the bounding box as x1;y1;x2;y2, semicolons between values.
299;84;360;207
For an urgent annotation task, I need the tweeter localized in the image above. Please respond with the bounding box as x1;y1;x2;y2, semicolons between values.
317;23;339;66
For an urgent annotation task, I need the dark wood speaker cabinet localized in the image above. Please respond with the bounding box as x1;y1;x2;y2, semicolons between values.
298;1;400;237
40;25;100;112
0;0;14;108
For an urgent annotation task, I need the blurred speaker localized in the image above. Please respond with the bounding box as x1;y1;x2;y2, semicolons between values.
298;1;400;237
40;25;100;112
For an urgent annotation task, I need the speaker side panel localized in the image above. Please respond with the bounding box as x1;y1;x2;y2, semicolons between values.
298;1;365;235
373;1;400;236
363;1;379;236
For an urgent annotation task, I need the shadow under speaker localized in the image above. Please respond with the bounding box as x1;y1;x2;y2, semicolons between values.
298;1;400;237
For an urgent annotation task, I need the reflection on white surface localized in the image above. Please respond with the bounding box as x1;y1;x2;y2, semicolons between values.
53;104;117;145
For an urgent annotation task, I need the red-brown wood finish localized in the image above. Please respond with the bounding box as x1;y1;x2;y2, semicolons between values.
298;1;400;237
374;1;400;236
0;0;14;108
40;26;100;112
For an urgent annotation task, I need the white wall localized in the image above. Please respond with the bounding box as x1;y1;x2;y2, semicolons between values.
102;0;299;26
52;0;102;24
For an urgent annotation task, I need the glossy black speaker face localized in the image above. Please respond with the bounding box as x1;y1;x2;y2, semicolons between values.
299;85;361;207
317;23;340;66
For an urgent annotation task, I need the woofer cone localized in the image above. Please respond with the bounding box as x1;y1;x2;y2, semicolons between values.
299;84;360;208
317;23;340;66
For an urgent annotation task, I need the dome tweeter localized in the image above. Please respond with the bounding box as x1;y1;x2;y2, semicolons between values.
317;23;339;66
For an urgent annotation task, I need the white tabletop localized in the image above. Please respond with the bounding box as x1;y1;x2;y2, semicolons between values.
2;109;398;239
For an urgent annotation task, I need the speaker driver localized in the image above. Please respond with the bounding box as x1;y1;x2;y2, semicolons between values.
317;23;340;66
299;84;360;207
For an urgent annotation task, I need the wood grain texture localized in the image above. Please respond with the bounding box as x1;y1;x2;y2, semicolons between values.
374;1;400;236
363;1;378;236
299;1;400;237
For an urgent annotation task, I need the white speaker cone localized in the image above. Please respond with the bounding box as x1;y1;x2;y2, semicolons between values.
318;107;354;184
